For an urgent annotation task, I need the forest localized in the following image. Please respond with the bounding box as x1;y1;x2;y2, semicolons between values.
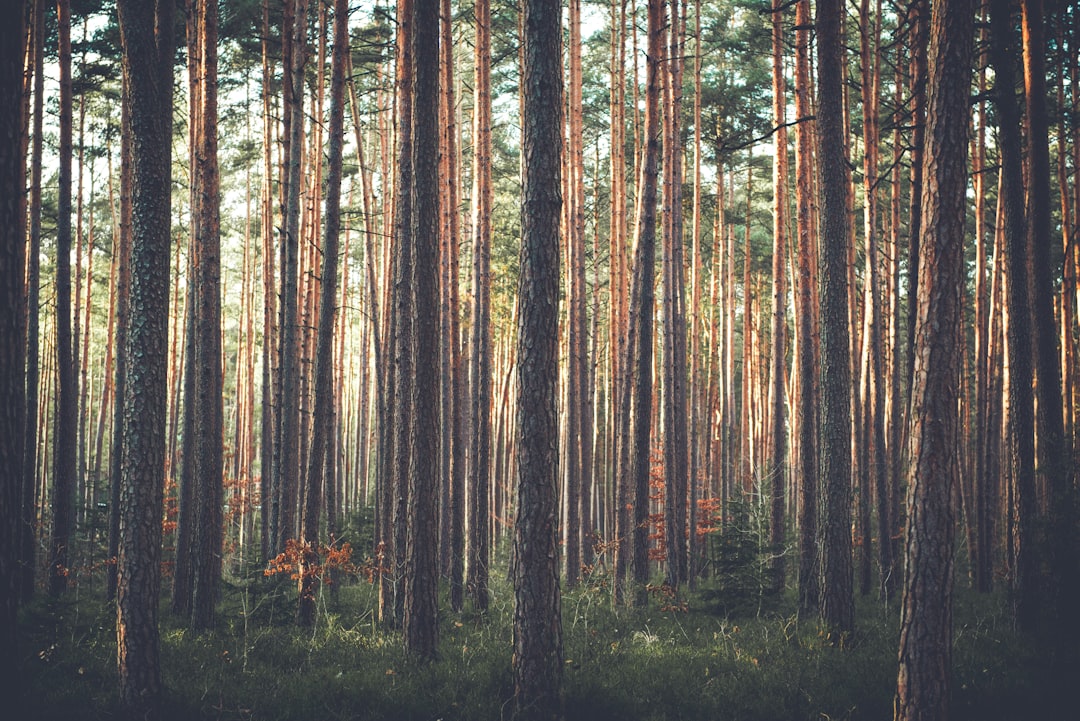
0;0;1078;718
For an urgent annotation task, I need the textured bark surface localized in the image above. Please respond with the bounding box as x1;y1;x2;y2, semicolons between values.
116;0;174;716
513;0;564;714
815;0;854;638
404;0;440;662
894;0;974;717
190;0;224;632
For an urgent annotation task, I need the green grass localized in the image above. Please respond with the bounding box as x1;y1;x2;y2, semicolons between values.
16;569;1067;721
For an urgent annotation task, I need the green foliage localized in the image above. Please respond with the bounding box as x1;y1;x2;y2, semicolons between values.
18;565;1063;721
700;498;783;617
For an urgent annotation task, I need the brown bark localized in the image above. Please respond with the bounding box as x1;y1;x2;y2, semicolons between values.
469;0;493;612
894;0;974;717
190;0;224;632
513;0;564;712
21;0;44;602
298;0;348;628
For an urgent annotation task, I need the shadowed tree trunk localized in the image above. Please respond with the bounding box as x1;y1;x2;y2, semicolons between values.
0;0;28;706
22;0;44;603
513;0;564;713
514;0;565;712
816;0;855;639
404;0;440;662
988;0;1038;634
115;0;174;716
50;0;77;600
894;0;974;716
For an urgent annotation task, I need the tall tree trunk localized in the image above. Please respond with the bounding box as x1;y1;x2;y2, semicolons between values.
816;0;855;638
49;0;77;600
989;0;1038;634
469;0;493;613
298;0;348;628
1022;0;1079;655
438;0;467;615
793;0;819;615
189;0;224;632
0;0;28;706
894;0;974;716
387;0;415;628
564;0;585;591
662;0;689;591
615;0;662;608
768;0;788;592
115;0;174;715
513;0;564;712
404;0;440;662
277;0;309;554
21;0;44;602
259;0;277;564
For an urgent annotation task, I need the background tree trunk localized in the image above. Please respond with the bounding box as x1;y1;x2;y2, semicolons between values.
50;0;78;600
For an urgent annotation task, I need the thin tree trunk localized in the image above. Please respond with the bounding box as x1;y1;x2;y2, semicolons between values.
50;0;77;599
469;0;493;612
768;0;788;592
794;0;819;615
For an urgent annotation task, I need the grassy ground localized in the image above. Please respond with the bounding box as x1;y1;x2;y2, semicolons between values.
17;563;1068;721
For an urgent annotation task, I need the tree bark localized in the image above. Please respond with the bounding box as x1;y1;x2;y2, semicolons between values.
513;0;564;712
894;0;974;716
793;0;819;615
404;0;440;662
469;0;493;613
816;0;855;639
298;0;348;628
115;0;174;715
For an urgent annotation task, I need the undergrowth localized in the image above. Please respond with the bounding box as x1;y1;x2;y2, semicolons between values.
17;559;1066;720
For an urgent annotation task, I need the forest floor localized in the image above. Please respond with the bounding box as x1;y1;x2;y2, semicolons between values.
17;561;1070;721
